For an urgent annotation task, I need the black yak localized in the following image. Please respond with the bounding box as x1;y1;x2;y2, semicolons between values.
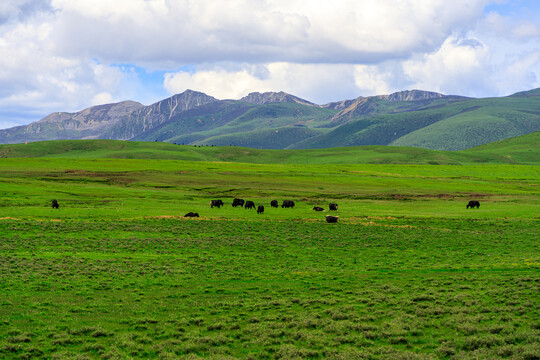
184;212;199;217
329;203;338;211
281;200;295;208
326;215;339;223
270;200;278;208
51;199;59;209
232;198;245;207
467;200;480;209
245;201;255;209
257;205;264;214
313;206;324;211
210;199;224;208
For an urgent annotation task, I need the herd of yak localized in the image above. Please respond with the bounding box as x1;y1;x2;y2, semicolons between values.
202;198;340;222
50;199;481;223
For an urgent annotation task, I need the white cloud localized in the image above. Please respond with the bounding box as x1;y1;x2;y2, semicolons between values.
353;63;406;96
482;11;540;40
0;19;131;110
92;92;114;105
0;0;51;25
0;12;144;128
2;0;540;131
493;51;540;94
46;0;490;64
468;10;540;95
403;36;493;96
326;35;494;98
164;63;360;103
353;33;540;98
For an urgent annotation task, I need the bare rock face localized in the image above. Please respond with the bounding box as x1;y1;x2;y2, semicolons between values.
240;91;316;106
325;90;449;127
37;101;144;131
377;90;445;102
142;90;218;120
322;98;360;110
0;90;218;144
106;90;219;140
0;100;145;143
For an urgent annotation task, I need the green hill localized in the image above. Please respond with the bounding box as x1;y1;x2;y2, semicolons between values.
390;98;540;150
1;133;538;165
196;127;326;149
299;96;540;151
460;131;540;165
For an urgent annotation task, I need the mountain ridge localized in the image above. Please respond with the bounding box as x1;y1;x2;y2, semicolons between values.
239;91;316;106
0;88;539;151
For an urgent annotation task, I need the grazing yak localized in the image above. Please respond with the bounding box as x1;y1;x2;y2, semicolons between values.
245;201;255;209
232;198;245;207
257;205;264;214
329;203;338;211
270;200;279;208
281;200;295;208
51;199;59;209
184;212;199;217
467;200;480;209
210;199;224;208
326;215;339;223
313;206;324;211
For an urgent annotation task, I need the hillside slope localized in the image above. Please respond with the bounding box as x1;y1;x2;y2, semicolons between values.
0;133;538;165
133;102;336;148
298;93;540;151
460;131;540;165
390;97;540;150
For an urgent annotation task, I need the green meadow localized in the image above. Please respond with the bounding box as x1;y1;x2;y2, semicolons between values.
0;140;538;359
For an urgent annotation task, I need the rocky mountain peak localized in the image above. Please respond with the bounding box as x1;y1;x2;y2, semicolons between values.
240;91;315;106
148;90;219;118
36;100;144;126
378;90;445;102
322;98;363;110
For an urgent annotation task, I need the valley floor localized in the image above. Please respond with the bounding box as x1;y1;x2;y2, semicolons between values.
0;158;538;358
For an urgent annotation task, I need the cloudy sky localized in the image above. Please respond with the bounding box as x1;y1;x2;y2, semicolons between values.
1;0;540;129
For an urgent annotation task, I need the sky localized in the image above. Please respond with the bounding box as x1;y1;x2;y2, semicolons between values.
1;0;540;129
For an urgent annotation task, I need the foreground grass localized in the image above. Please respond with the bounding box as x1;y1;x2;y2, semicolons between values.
0;157;538;359
0;217;538;359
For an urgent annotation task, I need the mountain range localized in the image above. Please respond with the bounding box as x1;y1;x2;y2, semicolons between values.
1;88;539;151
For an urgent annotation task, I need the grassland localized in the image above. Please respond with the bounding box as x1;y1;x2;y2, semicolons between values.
1;131;539;165
0;140;538;359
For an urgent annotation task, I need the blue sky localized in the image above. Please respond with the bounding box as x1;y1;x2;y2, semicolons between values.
485;0;538;17
1;0;540;129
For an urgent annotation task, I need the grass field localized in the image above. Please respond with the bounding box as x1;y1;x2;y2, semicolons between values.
0;141;539;359
0;132;539;165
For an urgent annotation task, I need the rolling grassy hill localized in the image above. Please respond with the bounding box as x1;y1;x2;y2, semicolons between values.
460;130;540;165
0;132;538;165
